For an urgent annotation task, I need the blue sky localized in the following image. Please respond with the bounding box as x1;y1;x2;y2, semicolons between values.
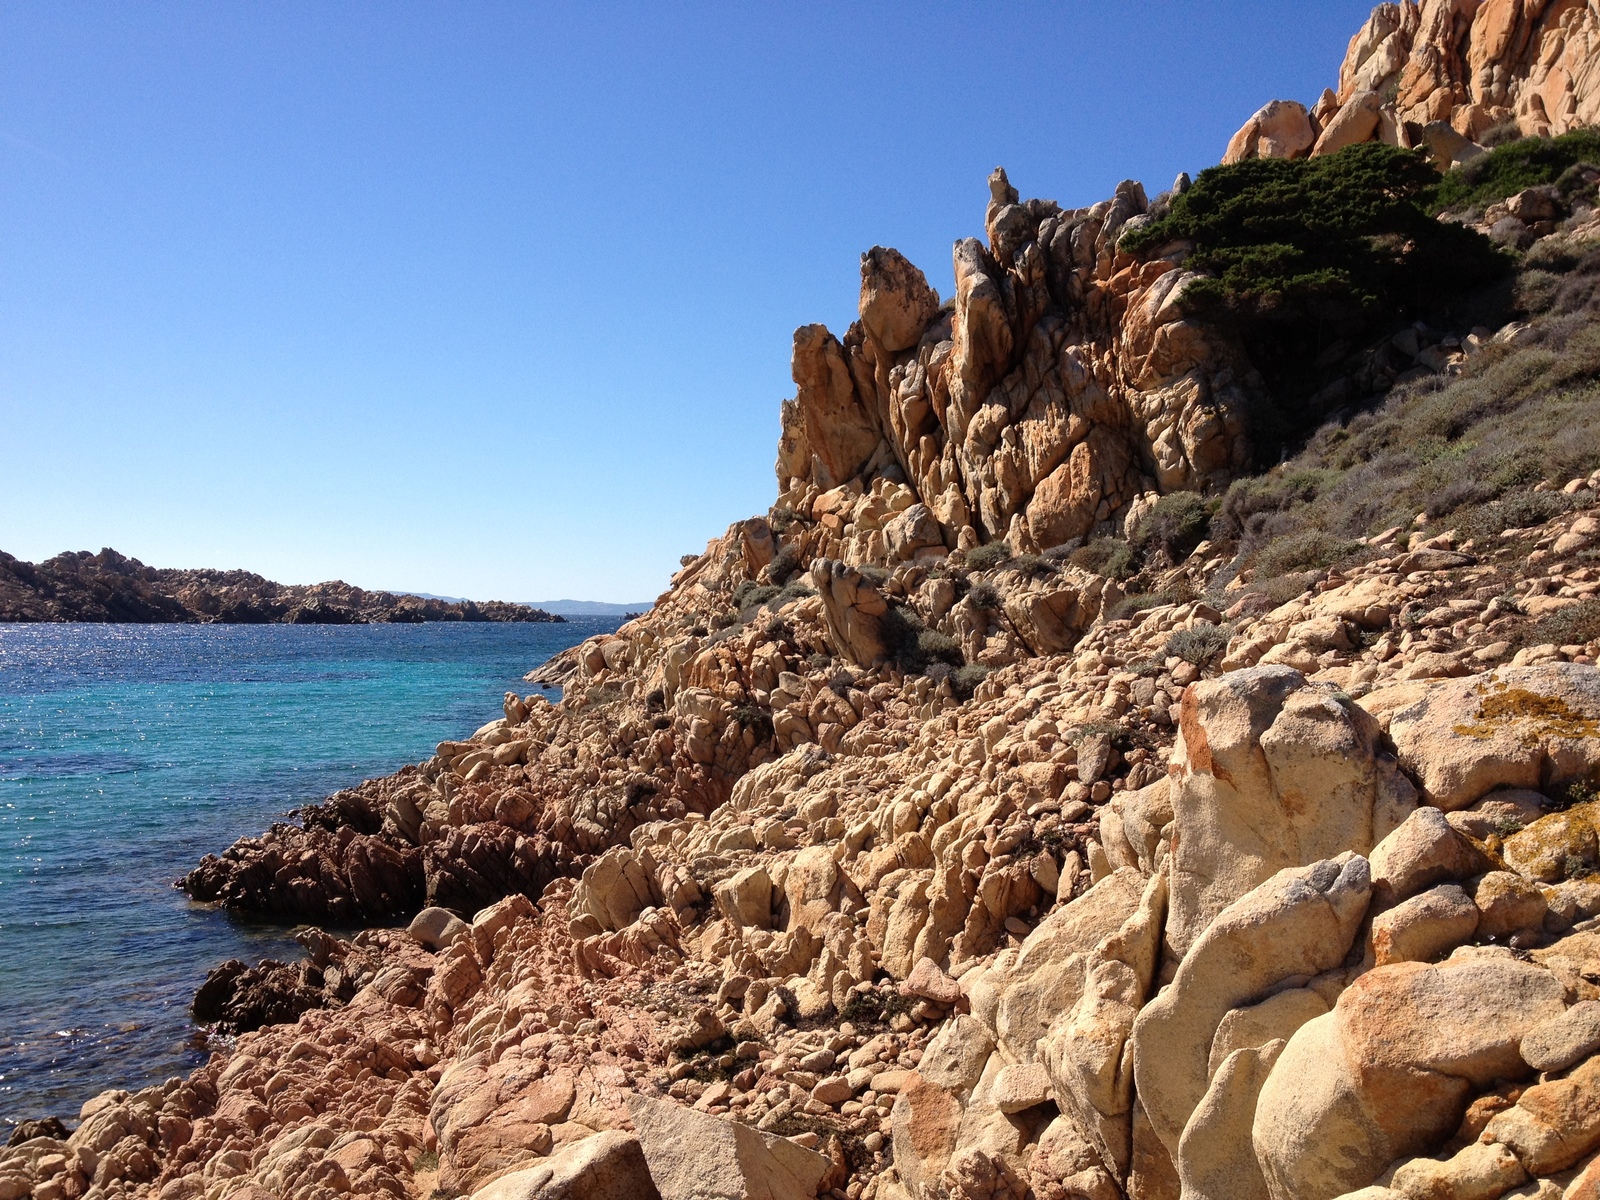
0;2;1374;603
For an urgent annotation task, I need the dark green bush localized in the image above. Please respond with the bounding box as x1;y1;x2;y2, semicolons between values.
967;582;1001;611
733;582;780;614
1520;598;1600;650
1123;144;1508;454
1126;144;1505;327
767;544;802;585
1458;489;1576;539
1254;530;1363;579
773;579;815;605
858;565;890;587
732;705;775;741
1131;492;1217;565
1006;553;1056;577
1434;129;1600;211
1204;304;1600;581
964;542;1013;571
1070;538;1136;580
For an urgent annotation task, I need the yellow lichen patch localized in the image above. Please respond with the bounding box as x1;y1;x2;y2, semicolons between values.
1503;801;1600;883
1450;678;1600;744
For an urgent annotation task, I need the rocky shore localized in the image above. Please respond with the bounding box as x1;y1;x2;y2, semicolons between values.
0;549;563;625
8;5;1600;1200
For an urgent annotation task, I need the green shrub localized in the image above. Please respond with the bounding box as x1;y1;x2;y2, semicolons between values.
964;542;1013;571
767;544;802;585
967;582;1001;611
706;623;743;646
773;579;815;605
733;581;780;613
769;506;799;534
1070;538;1136;580
1166;623;1230;665
732;705;775;741
880;604;964;674
1123;143;1508;454
1006;553;1056;577
1254;531;1363;579
1458;489;1576;539
1106;592;1168;621
1521;598;1600;649
1434;129;1600;211
951;663;990;700
1204;310;1600;574
858;564;890;587
1131;492;1217;565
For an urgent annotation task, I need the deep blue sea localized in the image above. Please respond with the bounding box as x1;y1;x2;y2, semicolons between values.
0;619;614;1129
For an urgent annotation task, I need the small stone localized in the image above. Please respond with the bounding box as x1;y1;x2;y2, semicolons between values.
811;1076;853;1105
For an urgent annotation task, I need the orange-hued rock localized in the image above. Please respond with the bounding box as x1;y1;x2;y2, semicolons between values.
1234;0;1600;163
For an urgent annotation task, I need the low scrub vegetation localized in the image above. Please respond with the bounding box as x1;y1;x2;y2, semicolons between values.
1211;293;1600;585
1433;128;1600;211
1124;143;1509;454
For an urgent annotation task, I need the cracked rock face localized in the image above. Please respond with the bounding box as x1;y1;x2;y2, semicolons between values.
775;167;1254;564
1228;0;1600;167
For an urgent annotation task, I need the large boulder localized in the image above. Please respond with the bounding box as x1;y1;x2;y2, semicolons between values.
1223;99;1316;162
1042;871;1167;1182
1166;667;1414;957
467;1131;659;1200
860;246;940;355
809;559;889;667
1003;571;1123;657
982;868;1147;1064
1311;90;1384;156
571;847;662;933
788;325;882;490
1385;665;1600;811
625;1094;828;1200
1252;955;1568;1200
1131;854;1371;1156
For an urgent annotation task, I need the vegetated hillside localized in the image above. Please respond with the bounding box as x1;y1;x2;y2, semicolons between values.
0;547;563;624
1125;131;1600;617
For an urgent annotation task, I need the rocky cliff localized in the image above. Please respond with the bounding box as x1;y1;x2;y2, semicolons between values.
6;7;1600;1200
0;548;563;624
774;168;1253;564
1227;0;1600;167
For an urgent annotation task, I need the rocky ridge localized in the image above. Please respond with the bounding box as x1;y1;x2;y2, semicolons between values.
1227;0;1600;167
0;549;563;625
9;8;1600;1200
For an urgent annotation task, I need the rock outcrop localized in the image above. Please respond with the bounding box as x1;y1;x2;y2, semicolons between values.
1228;0;1600;166
774;167;1254;562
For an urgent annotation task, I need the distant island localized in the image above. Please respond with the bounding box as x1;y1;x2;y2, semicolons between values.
519;598;654;616
0;548;564;624
405;593;652;616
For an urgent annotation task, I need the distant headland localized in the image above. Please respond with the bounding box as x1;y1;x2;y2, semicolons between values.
0;547;564;624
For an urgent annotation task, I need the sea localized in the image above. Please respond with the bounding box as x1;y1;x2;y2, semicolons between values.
0;618;617;1130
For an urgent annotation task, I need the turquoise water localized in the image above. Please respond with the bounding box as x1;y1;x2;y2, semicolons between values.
0;619;613;1128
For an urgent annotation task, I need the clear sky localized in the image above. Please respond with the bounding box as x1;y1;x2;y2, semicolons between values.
0;1;1374;603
